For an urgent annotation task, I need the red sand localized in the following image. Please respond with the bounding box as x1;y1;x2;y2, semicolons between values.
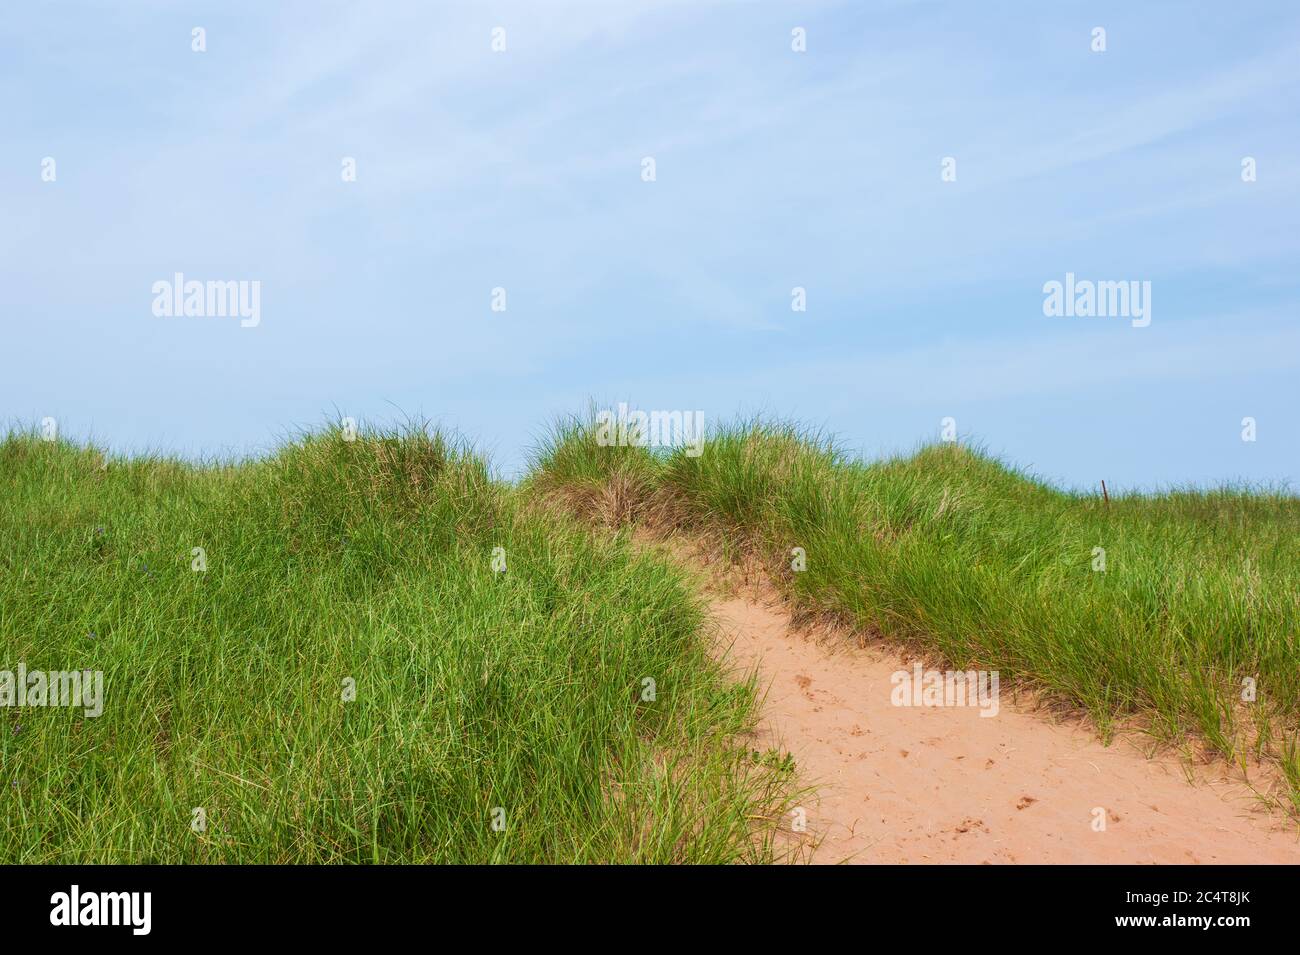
711;592;1300;864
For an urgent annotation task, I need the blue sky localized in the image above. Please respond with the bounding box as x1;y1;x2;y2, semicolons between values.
3;0;1298;490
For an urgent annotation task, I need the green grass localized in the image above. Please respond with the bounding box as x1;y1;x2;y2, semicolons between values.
6;407;1296;863
0;423;794;863
531;412;1300;790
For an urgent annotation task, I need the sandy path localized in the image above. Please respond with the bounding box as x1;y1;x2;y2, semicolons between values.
713;593;1300;864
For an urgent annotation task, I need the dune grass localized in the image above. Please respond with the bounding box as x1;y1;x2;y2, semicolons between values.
5;407;1296;863
0;423;795;863
530;413;1300;802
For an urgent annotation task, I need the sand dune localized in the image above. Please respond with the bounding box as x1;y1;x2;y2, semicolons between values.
712;589;1300;864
